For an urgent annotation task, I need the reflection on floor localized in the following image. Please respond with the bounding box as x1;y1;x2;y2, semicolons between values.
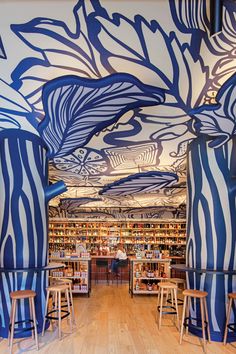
0;283;235;354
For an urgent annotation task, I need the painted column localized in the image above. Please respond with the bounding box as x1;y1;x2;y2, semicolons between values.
0;129;66;338
186;136;236;341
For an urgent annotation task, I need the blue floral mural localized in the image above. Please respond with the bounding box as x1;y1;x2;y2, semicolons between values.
2;0;233;211
0;0;236;342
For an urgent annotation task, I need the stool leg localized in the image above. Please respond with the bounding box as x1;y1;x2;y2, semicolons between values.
179;295;187;344
200;298;206;352
29;297;34;340
66;289;72;333
9;299;17;354
173;288;179;331
58;290;62;340
171;289;174;307
107;267;109;285
156;286;160;323
165;289;169;305
185;296;190;335
42;290;50;336
159;288;164;330
31;297;39;350
223;297;232;345
69;284;75;324
203;297;211;343
8;298;14;346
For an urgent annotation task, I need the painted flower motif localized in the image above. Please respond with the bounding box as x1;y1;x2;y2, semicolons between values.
190;73;236;148
53;148;108;176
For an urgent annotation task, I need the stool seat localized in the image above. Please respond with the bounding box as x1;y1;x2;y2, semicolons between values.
47;284;68;292
228;292;236;300
159;282;177;289
183;289;208;298
10;290;36;299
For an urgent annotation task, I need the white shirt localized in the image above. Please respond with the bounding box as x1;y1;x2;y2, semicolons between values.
116;249;127;260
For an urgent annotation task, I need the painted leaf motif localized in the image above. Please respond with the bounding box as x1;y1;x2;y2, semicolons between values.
0;113;21;130
39;73;165;158
190;73;236;148
60;198;102;212
0;79;32;115
99;171;178;197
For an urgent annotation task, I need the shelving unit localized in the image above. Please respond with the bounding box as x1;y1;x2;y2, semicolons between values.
48;219;186;256
49;257;91;296
129;258;171;297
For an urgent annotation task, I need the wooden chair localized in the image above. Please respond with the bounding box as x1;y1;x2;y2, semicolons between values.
8;290;38;354
223;292;236;345
42;284;72;340
180;289;211;352
157;282;179;330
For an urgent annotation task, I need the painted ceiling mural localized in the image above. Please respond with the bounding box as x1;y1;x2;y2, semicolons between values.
0;0;236;217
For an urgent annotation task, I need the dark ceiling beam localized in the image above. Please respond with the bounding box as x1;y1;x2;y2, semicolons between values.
210;0;223;36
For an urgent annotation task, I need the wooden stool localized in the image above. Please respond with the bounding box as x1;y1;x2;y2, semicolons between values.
112;260;128;285
180;289;211;351
157;282;179;330
223;292;236;345
42;284;72;340
51;278;75;324
169;278;186;305
95;259;110;285
8;290;38;354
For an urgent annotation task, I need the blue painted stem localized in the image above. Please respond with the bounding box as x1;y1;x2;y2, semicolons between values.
187;136;236;342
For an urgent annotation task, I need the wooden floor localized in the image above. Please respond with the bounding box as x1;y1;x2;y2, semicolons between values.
0;283;235;354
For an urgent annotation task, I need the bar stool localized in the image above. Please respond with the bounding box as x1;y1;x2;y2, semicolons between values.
112;259;128;285
169;278;186;305
223;292;236;345
50;277;75;324
180;289;211;351
8;290;38;354
42;284;72;340
95;259;110;285
157;282;179;330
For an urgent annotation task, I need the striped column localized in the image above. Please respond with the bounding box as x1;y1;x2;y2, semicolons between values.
186;136;236;341
0;129;48;338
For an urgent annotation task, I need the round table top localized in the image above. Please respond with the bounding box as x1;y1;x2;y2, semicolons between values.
0;262;65;273
171;263;236;275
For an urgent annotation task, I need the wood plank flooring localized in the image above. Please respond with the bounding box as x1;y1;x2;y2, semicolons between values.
0;283;235;354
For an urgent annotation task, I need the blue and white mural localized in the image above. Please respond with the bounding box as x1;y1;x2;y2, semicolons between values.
0;0;236;341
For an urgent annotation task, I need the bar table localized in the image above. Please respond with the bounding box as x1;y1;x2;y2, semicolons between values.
171;264;236;342
0;263;64;338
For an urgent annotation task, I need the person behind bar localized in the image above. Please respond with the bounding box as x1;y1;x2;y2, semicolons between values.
110;243;127;275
